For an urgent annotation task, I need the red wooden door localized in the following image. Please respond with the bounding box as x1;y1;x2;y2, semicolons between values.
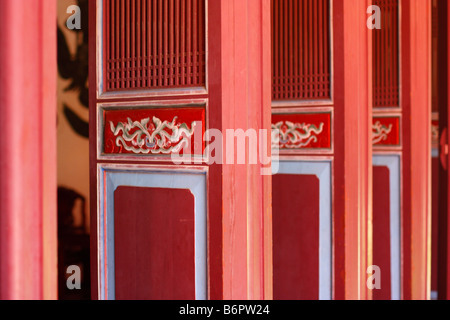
271;0;373;300
89;0;273;300
89;0;209;300
371;0;401;300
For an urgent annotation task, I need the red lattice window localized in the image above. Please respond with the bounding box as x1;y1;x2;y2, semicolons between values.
373;0;399;108
103;0;206;92
271;0;331;102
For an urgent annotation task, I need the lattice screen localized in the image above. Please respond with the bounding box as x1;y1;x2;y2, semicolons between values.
271;0;331;101
373;0;400;108
104;0;206;92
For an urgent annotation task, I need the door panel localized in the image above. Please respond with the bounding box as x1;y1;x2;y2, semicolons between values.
97;165;207;300
270;0;334;300
373;166;391;300
272;160;332;300
372;0;402;300
114;187;196;300
273;174;320;300
90;0;209;300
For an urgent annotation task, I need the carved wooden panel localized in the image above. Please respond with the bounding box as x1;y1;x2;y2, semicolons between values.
372;116;400;147
272;112;331;150
102;107;205;156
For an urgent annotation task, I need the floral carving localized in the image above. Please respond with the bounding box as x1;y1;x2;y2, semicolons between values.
109;116;196;154
272;121;325;149
372;121;393;145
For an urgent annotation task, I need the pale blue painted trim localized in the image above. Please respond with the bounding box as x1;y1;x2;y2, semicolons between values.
373;155;401;301
273;160;332;301
432;148;439;159
98;165;207;300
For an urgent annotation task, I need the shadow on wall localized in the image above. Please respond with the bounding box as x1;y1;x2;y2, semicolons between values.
57;0;90;300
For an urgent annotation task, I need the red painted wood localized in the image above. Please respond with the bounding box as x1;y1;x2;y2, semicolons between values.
114;187;195;300
217;0;273;299
372;166;392;300
271;0;331;101
441;0;450;300
408;0;432;300
272;112;331;150
103;0;206;91
431;157;439;296
103;107;205;154
206;0;223;300
272;174;320;300
372;116;400;146
399;0;412;299
333;0;373;300
0;0;57;299
91;0;273;300
373;0;400;108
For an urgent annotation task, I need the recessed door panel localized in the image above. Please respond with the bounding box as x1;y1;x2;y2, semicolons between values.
273;174;320;300
114;186;195;300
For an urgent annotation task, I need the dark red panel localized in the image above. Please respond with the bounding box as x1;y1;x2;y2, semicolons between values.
271;0;331;101
103;0;206;92
373;116;400;146
273;174;320;300
272;112;331;150
104;107;205;155
114;186;196;300
431;157;439;295
373;0;400;108
373;166;391;300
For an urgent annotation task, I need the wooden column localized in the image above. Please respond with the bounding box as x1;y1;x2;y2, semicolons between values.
404;0;432;300
400;0;432;300
333;0;373;300
438;0;450;301
0;0;57;300
208;0;273;300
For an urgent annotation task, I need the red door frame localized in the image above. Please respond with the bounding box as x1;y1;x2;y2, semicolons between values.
0;0;57;300
89;0;273;300
208;0;273;300
439;0;450;300
333;0;373;300
400;0;432;300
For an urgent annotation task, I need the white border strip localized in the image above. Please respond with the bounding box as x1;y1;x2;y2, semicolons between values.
98;164;208;300
273;160;332;300
373;155;401;300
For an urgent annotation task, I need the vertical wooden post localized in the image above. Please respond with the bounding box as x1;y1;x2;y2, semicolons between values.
444;0;450;300
333;0;373;300
436;0;450;301
208;0;272;300
408;0;432;300
0;0;57;300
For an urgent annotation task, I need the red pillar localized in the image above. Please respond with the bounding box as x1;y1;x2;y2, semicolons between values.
333;0;373;300
208;0;273;300
440;0;450;301
408;0;432;300
0;0;57;299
